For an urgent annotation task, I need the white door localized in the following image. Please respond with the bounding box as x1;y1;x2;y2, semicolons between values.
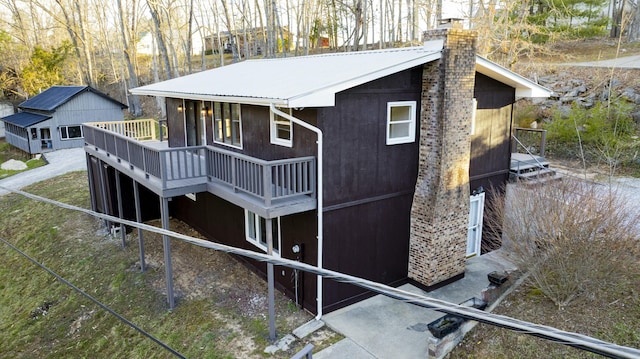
467;192;485;257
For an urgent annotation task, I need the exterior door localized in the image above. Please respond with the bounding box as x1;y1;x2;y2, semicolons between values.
40;128;51;149
467;192;485;257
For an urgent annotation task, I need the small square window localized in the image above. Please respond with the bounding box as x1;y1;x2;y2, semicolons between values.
386;101;416;145
270;108;293;147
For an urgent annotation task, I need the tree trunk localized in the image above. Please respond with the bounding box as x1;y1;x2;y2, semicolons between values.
117;0;142;116
147;0;173;79
629;2;640;41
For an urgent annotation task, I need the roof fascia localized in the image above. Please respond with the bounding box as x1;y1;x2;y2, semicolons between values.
475;56;552;99
128;89;289;107
287;51;442;107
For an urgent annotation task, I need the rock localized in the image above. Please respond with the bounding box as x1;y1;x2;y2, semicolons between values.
1;159;27;170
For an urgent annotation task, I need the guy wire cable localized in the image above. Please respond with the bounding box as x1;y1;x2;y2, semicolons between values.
1;184;639;359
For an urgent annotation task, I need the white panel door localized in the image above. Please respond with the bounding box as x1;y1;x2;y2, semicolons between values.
467;192;485;257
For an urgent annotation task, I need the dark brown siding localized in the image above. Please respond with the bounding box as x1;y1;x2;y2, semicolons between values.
316;67;422;312
471;73;515;252
87;156;162;224
470;72;515;188
171;193;319;312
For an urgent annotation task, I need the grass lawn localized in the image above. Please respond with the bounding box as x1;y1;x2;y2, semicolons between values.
0;171;340;358
0;140;46;179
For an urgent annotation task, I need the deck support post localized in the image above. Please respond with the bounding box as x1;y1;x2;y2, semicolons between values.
97;159;110;228
266;218;276;342
86;153;97;212
133;180;146;272
160;196;175;309
114;170;126;248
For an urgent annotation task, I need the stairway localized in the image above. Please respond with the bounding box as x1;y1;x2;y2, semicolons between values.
510;153;561;184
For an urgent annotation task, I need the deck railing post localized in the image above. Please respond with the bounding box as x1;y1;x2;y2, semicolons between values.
264;163;272;206
159;150;167;189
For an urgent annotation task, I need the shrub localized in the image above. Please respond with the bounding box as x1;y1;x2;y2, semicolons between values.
487;179;640;308
545;98;639;168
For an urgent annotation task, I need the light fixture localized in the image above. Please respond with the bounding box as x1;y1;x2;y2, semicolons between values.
206;107;212;116
177;104;183;112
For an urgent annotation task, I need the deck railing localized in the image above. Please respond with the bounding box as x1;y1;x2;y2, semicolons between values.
206;146;315;206
87;119;168;141
84;121;316;204
512;127;547;157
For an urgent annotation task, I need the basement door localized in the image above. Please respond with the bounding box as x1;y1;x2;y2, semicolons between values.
467;192;485;257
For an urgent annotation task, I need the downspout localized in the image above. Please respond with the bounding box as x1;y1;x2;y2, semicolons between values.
269;104;324;320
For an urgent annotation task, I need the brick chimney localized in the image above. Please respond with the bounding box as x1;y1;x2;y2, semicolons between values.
408;29;477;288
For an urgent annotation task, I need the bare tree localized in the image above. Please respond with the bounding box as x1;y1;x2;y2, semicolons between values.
117;0;142;116
146;0;173;79
628;1;640;41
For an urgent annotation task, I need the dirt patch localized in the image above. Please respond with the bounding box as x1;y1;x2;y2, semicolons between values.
128;218;336;357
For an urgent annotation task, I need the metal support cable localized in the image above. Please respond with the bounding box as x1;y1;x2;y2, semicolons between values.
0;236;187;359
2;184;640;359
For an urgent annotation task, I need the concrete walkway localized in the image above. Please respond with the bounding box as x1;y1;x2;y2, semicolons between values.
0;147;87;196
315;250;517;359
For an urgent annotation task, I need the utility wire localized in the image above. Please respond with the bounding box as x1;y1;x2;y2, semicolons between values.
2;184;640;359
0;237;187;359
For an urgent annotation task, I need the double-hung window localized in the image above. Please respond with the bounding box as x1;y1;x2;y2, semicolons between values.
386;101;416;145
270;108;293;147
213;102;242;148
60;125;83;140
245;210;281;256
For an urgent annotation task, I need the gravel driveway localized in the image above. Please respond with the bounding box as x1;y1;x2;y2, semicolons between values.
0;147;87;196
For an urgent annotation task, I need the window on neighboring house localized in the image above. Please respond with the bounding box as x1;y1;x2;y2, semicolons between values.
245;210;281;256
386;101;416;145
60;125;83;140
213;102;242;148
31;128;37;139
270;108;293;147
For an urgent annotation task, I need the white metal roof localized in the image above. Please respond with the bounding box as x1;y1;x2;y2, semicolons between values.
475;56;551;99
130;42;551;107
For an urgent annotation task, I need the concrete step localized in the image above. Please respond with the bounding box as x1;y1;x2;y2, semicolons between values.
510;161;550;173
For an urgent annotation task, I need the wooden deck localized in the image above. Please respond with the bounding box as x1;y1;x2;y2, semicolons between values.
84;124;317;219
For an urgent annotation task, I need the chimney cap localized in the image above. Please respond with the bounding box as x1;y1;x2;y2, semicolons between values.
437;18;464;29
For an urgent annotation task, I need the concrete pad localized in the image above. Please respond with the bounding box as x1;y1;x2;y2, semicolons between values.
314;338;376;359
322;249;516;358
293;319;325;339
264;334;296;354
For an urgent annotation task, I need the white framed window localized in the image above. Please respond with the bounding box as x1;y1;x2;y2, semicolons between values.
213;102;242;148
270;108;293;147
470;98;477;136
60;125;83;140
245;210;281;256
386;101;416;145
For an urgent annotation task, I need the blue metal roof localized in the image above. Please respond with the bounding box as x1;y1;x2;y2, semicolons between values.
19;86;127;111
1;112;51;128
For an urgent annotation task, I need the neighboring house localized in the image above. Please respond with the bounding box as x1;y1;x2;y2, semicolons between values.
138;31;206;56
83;29;551;315
1;86;127;154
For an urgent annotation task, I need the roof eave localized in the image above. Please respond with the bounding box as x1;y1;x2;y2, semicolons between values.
128;89;289;107
475;56;552;99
